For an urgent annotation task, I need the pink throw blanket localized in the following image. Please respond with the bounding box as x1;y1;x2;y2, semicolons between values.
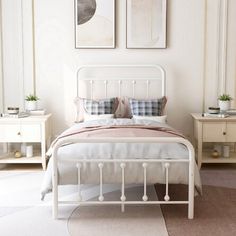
50;125;185;149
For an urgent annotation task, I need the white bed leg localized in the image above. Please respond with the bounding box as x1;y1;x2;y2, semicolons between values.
53;193;58;219
52;153;58;219
188;144;195;219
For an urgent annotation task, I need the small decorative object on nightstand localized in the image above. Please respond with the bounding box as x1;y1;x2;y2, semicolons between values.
7;107;19;115
218;94;233;112
211;150;219;158
191;113;236;168
26;145;33;158
0;114;52;170
208;107;220;114
25;94;39;111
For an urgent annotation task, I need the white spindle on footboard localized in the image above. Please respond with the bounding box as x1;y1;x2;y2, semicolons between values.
76;163;82;201
98;163;104;201
142;163;148;201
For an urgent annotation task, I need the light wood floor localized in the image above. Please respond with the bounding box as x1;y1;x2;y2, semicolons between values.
0;163;43;171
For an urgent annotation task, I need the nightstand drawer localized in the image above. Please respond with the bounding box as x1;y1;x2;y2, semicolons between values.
0;124;22;142
0;124;41;142
226;123;236;141
21;124;41;142
202;122;226;142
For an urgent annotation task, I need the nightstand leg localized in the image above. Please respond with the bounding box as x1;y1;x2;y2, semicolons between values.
192;138;197;161
197;141;202;169
3;143;8;153
41;142;46;170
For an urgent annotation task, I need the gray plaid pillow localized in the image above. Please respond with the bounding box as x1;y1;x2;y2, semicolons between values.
129;97;167;116
83;98;117;115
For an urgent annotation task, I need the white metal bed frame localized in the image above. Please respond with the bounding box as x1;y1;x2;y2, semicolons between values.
52;65;195;219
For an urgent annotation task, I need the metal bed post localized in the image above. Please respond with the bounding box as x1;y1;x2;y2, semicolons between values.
187;141;195;219
52;145;59;219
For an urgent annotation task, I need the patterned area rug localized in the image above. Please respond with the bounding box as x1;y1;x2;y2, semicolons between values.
0;171;168;236
68;186;168;236
155;168;236;236
1;167;236;236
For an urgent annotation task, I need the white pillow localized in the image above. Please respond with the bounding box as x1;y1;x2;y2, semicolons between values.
132;115;167;123
84;113;115;121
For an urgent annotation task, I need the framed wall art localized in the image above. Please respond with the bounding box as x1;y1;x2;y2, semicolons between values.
75;0;115;48
126;0;167;49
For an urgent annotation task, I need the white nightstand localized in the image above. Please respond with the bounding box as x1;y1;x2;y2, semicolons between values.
191;113;236;168
0;114;52;170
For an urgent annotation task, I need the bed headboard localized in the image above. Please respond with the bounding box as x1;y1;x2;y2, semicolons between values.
76;65;166;99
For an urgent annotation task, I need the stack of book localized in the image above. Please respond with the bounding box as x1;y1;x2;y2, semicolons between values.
29;109;46;115
202;113;229;118
226;109;236;115
0;109;46;118
0;112;29;118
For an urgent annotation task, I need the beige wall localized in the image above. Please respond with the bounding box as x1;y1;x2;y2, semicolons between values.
0;0;235;139
0;0;3;113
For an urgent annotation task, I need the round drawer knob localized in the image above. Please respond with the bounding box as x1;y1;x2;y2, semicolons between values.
17;132;21;136
223;132;226;135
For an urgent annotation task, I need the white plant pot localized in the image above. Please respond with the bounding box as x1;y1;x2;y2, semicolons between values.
218;100;230;111
26;101;37;111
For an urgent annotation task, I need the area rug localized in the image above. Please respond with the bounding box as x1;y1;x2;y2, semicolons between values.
155;183;236;236
0;171;169;236
68;186;168;236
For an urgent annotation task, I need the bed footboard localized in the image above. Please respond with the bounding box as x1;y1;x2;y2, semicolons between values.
52;137;195;220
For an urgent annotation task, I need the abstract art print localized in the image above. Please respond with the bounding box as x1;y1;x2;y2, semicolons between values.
126;0;167;49
75;0;115;48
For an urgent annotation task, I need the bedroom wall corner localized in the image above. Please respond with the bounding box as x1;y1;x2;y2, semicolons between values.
0;0;4;114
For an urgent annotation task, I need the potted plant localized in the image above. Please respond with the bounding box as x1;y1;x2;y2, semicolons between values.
25;94;39;111
218;94;232;111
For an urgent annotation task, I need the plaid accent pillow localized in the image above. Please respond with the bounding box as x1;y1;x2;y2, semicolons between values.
129;97;167;116
83;98;117;115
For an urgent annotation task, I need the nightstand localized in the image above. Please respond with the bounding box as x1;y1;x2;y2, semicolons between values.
191;113;236;168
0;114;52;170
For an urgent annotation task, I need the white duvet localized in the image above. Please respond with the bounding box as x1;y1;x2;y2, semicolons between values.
41;119;202;199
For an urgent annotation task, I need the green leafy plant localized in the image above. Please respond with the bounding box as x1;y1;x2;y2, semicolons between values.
218;94;232;101
25;94;39;101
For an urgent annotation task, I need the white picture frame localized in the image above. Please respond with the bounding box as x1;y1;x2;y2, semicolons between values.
75;0;116;49
126;0;167;49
